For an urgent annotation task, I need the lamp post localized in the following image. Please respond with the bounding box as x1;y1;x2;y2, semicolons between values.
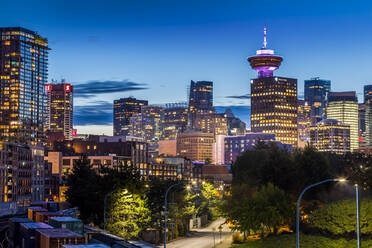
164;182;184;248
355;184;360;248
296;178;345;248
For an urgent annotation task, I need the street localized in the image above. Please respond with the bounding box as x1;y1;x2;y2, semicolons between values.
161;218;232;248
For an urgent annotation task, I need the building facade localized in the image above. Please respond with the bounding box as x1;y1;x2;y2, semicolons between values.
304;78;331;124
309;119;351;154
365;85;372;147
0;142;33;204
224;133;278;164
113;97;148;136
248;28;298;147
224;109;246;136
193;113;228;137
50;135;148;175
129;105;163;144
326;92;359;151
250;76;298;147
176;131;214;162
162;103;188;140
188;80;213;127
46;82;73;141
298;100;312;147
0;27;49;146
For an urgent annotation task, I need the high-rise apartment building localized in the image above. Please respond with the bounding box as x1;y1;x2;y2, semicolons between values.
309;119;350;154
298;100;312;147
129;105;163;144
0;27;49;146
188;80;213;127
46;82;73;140
113;97;148;136
304;78;331;124
193;112;228;137
224;109;246;136
162;103;188;140
248;27;298;147
0;142;33;204
176;131;214;162
358;103;367;149
326;92;359;151
364;85;372;147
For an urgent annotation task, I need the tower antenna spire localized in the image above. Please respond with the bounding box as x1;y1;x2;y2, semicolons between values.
263;25;267;49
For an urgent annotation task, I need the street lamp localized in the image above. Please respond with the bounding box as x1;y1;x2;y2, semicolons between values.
296;178;345;248
164;182;184;248
355;184;360;248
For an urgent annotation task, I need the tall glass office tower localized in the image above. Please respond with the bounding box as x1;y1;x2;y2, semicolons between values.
327;92;359;151
304;77;331;124
364;85;372;147
248;27;298;147
0;27;49;146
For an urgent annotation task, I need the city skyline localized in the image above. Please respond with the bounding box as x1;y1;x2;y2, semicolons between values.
2;0;372;135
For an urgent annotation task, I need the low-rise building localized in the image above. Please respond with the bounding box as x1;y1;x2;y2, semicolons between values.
176;131;214;162
224;133;292;164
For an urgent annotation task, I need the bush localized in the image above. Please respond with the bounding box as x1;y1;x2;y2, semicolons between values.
232;232;244;244
308;199;372;237
230;234;372;248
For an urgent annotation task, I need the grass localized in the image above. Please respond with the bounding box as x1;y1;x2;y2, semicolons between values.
231;234;372;248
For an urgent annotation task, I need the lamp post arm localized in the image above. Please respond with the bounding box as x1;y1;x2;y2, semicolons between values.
164;182;184;248
296;179;337;248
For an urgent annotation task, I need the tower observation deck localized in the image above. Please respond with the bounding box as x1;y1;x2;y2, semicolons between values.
248;26;283;78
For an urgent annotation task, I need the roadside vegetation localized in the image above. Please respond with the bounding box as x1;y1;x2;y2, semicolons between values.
65;156;220;242
217;142;372;246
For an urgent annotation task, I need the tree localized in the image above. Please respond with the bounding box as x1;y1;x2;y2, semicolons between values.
252;183;295;235
231;142;297;193
107;189;151;239
198;182;219;220
65;156;101;224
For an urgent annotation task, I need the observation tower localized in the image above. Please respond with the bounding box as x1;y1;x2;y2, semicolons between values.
248;26;283;78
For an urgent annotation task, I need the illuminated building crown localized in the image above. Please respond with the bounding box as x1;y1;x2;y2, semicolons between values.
248;26;283;78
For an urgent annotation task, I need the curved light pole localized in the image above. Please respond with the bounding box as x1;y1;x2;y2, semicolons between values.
164;182;184;248
296;178;345;248
355;184;360;248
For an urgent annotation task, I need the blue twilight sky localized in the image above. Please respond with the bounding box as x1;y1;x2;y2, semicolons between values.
2;0;372;135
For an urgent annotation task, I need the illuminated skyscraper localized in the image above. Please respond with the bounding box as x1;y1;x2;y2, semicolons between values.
113;97;148;136
326;92;359;151
304;78;331;124
46;81;73;140
0;27;49;146
129;105;163;144
248;27;298;147
162;103;188;140
193;112;228;137
188;80;213;127
310;119;350;154
364;85;372;148
298;100;311;147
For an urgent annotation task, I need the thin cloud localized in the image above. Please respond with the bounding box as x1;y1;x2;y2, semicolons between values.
225;94;251;100
74;101;113;126
74;80;149;98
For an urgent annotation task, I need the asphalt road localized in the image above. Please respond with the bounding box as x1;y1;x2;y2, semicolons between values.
162;218;232;248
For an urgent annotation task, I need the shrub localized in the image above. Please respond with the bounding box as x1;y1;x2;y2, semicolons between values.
308;199;372;237
232;232;244;243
